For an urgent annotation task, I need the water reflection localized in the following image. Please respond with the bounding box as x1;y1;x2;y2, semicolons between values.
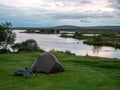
93;46;102;54
14;30;120;59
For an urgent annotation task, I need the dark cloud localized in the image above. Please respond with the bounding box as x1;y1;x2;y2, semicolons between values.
50;12;113;20
108;0;120;9
56;0;91;3
79;0;91;4
108;0;120;18
80;19;90;23
55;0;91;6
116;0;120;4
75;0;91;6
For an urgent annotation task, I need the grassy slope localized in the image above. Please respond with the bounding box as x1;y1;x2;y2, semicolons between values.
0;51;120;90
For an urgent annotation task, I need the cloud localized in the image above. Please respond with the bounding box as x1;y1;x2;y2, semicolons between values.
55;0;91;5
108;0;120;9
51;12;113;20
80;19;90;23
0;0;119;26
109;0;120;4
108;0;120;18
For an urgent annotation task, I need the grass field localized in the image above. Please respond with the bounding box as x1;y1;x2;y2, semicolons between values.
0;51;120;90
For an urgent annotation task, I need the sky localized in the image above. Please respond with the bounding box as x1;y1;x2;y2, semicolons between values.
0;0;120;27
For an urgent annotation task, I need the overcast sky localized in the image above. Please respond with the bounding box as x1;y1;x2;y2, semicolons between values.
0;0;120;27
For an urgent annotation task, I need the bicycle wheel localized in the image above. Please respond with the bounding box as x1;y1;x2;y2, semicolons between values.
11;72;17;76
23;72;35;78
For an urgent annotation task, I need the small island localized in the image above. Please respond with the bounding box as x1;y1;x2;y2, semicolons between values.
19;25;120;49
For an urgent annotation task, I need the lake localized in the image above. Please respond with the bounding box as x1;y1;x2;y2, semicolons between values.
14;30;120;59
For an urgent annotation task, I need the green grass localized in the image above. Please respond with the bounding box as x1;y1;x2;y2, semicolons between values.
0;51;120;90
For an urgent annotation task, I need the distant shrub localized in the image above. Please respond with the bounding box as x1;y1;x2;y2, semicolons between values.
93;36;103;42
65;50;75;55
102;32;116;37
12;39;41;51
60;33;68;37
0;49;10;54
73;32;83;39
25;29;35;33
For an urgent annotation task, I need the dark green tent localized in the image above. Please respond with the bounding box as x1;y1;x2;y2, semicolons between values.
30;52;64;74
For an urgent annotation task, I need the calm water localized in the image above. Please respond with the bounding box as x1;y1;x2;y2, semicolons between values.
14;30;120;59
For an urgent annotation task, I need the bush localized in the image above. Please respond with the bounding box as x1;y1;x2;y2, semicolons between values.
65;50;75;55
12;39;41;51
73;32;83;39
0;49;10;54
60;33;68;37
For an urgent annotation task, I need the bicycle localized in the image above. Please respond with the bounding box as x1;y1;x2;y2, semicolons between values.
11;69;35;78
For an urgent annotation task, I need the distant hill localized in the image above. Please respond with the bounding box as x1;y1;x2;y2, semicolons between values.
54;25;79;29
52;25;120;31
12;25;120;31
85;26;120;30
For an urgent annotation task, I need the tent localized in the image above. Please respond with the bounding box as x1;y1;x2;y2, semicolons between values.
30;52;64;74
